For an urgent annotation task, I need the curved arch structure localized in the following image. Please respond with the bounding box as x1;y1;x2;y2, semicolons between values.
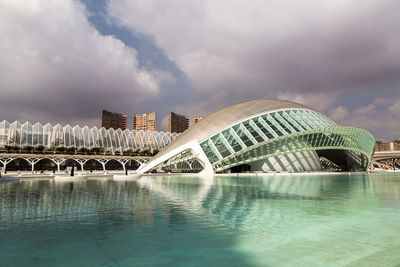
0;121;179;155
0;153;150;173
138;99;375;174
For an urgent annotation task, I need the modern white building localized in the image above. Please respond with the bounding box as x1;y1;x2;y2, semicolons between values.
0;121;178;155
138;99;376;174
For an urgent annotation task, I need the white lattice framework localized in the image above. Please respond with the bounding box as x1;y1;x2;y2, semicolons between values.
0;120;179;155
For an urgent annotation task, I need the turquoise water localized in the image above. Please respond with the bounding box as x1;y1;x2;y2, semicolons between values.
1;173;400;266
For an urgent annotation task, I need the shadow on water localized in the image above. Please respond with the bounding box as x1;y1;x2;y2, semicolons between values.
0;173;400;266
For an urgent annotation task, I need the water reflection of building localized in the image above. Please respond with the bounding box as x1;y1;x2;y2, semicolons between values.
372;174;400;205
137;175;379;228
0;180;155;225
131;187;155;226
0;175;381;230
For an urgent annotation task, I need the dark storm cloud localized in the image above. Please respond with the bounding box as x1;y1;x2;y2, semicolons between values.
109;0;400;94
109;0;400;138
1;0;400;139
0;0;159;127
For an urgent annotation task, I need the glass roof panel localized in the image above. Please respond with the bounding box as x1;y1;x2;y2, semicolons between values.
262;114;285;137
222;128;244;152
211;134;232;158
242;120;265;143
232;124;255;147
200;139;220;164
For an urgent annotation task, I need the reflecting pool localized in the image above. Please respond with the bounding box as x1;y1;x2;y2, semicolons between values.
1;173;400;266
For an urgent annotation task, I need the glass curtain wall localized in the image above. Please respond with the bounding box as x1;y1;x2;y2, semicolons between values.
199;109;375;171
200;109;335;164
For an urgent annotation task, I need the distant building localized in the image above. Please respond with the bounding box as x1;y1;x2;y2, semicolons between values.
132;112;157;132
375;141;382;151
394;140;400;151
193;117;203;125
168;112;189;133
390;142;394;151
101;110;127;130
375;141;391;151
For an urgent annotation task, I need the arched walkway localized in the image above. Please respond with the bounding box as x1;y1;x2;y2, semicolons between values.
126;159;140;170
83;159;104;171
2;158;31;172
33;158;56;172
0;153;151;173
105;159;124;171
64;158;83;171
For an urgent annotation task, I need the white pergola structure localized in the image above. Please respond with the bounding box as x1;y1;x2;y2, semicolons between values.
0;121;179;155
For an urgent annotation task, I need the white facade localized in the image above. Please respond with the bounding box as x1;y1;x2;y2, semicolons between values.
138;99;375;174
0;120;179;155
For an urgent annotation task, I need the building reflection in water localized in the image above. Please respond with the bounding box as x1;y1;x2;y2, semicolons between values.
0;174;384;230
372;173;400;207
137;174;381;229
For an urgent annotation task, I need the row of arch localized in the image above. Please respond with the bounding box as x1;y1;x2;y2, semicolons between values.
0;120;179;154
0;156;149;172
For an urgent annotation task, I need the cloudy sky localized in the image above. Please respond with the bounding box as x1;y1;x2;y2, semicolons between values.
1;0;400;140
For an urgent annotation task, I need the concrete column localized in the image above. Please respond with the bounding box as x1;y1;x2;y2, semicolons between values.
116;159;129;173
96;159;110;172
26;158;41;173
0;158;15;174
49;158;66;172
75;159;88;171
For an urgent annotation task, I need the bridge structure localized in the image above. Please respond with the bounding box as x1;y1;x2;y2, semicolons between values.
371;151;400;169
1;151;399;174
0;153;152;173
372;151;400;161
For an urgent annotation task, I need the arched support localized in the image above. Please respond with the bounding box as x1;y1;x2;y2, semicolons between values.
96;159;110;171
49;158;66;172
0;157;15;174
134;158;149;169
0;154;151;173
25;157;42;172
115;159;130;173
75;158;89;171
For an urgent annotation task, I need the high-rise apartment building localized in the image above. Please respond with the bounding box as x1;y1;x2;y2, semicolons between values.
168;112;189;133
393;140;400;151
193;117;203;125
132;112;157;132
101;110;127;130
375;140;393;151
